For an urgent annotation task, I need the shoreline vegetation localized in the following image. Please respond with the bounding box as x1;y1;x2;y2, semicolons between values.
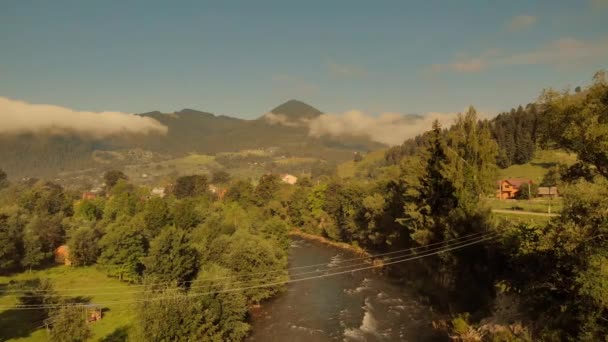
289;228;370;257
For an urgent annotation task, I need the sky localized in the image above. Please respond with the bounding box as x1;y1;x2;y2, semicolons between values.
1;0;607;119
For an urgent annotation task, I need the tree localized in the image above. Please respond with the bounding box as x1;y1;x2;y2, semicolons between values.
173;175;208;199
104;170;127;190
254;174;280;206
211;170;231;184
0;213;23;274
48;306;92;342
172;198;201;230
539;72;608;178
98;220;146;282
141;197;171;238
67;227;100;266
225;180;254;206
218;232;287;303
21;230;47;271
143;226;199;285
0;168;8;189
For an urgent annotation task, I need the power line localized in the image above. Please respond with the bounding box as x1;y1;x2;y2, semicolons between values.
8;232;496;299
3;231;491;294
2;235;496;310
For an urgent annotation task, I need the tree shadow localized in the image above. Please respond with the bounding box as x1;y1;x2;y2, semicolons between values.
100;326;130;342
0;307;46;340
530;162;556;169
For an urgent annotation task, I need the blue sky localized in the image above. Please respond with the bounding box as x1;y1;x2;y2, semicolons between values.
1;0;607;119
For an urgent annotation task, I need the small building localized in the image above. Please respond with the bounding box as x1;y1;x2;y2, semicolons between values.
496;178;533;199
54;245;71;266
82;191;97;200
537;186;559;198
150;187;166;198
280;174;298;185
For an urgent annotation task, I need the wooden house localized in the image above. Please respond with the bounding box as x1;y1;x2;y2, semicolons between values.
496;178;533;199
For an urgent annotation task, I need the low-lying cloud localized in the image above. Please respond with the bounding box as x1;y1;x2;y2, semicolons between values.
263;112;308;127
0;97;168;137
308;110;461;146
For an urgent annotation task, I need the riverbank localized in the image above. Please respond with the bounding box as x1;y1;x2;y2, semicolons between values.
289;229;370;257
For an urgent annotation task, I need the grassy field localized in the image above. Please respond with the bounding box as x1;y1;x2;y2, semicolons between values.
498;149;576;183
485;197;563;214
0;266;137;342
337;149;387;178
491;211;554;225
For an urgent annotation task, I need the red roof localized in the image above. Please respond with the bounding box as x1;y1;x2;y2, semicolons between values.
500;178;533;187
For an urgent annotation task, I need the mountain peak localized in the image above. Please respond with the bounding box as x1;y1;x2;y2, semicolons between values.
268;99;322;120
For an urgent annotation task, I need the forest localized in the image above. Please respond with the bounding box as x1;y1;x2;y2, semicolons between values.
0;72;607;341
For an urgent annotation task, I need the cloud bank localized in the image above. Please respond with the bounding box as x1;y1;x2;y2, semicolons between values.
262;112;308;127
0;97;168;137
308;110;461;146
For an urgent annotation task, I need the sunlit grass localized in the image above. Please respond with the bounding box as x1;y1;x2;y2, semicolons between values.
0;266;136;342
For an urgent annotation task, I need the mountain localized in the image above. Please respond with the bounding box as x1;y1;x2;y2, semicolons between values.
0;100;385;179
265;99;323;121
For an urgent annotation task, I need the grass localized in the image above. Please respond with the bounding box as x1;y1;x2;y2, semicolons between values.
337;149;387;178
272;157;319;165
485;197;563;214
498;149;577;184
0;266;137;342
491;212;554;225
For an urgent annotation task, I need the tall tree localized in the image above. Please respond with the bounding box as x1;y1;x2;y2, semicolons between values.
143;226;199;285
173;175;208;199
103;170;128;190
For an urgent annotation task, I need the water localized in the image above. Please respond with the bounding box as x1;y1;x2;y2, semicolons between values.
248;237;442;341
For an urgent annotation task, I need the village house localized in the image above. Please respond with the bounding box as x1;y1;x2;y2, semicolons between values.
537;186;559;198
280;174;298;185
81;191;97;200
496;178;533;199
150;186;166;198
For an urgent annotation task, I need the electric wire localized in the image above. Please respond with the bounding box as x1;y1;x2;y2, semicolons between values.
1;234;497;310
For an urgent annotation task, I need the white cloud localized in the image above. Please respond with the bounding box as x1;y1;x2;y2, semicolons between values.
430;36;608;73
262;112;307;127
507;15;537;32
0;97;168;137
326;61;367;78
308;110;460;146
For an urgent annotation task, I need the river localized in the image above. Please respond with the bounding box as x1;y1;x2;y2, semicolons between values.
248;237;444;341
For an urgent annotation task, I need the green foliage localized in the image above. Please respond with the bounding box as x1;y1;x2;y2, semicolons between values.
514;183;538;200
173;174;209;199
211;170;231;184
172;198;202;230
143;226;199;285
68;227;101;266
217;231;287;303
225;180;255;206
540;71;608;178
48;306;92;342
254;174;280;206
136;265;250;341
98;220;146;282
491;104;538;168
0;213;23;274
141;196;171;238
74;199;104;221
104;170;127;190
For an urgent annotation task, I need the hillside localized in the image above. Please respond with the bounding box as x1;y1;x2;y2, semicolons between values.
0;100;385;179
